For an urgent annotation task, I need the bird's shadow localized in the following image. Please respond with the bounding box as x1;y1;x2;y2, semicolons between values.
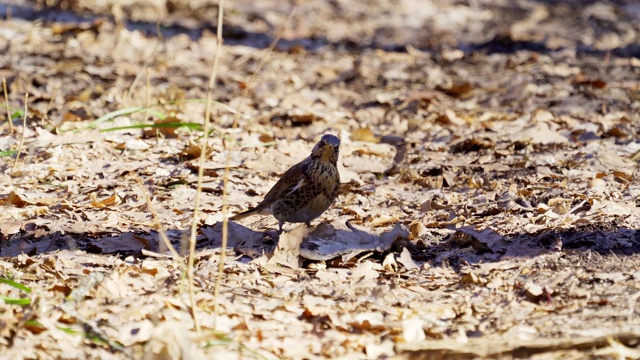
0;217;409;261
197;220;409;262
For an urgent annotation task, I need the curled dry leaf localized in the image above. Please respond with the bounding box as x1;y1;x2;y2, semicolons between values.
180;140;212;160
299;221;409;261
145;117;182;139
435;81;473;98
397;247;419;270
90;192;120;208
266;224;307;269
368;213;400;227
524;282;544;302
382;252;398;272
612;170;633;184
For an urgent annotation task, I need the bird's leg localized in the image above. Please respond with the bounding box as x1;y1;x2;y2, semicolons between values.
278;221;284;234
305;221;311;227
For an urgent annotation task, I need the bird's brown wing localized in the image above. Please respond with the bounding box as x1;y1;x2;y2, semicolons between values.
231;157;311;221
260;158;310;207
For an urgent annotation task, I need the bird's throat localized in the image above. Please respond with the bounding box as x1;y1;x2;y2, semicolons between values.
321;147;335;162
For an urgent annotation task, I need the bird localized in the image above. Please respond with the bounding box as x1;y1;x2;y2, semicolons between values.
231;134;341;233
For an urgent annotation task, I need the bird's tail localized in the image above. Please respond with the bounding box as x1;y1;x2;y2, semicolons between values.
229;207;261;221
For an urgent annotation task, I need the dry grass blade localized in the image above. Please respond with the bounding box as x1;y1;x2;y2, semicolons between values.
144;67;151;123
186;0;226;334
144;191;181;260
11;93;28;172
211;0;302;330
2;78;13;133
124;20;164;105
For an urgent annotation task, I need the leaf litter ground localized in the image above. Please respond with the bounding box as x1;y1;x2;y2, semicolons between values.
1;0;640;359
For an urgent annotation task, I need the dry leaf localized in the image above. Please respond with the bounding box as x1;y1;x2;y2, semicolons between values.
90;193;121;208
350;127;380;143
4;191;58;207
142;117;182;138
397;247;419;270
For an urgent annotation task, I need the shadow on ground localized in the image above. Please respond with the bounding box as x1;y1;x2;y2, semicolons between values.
1;220;638;270
2;2;640;57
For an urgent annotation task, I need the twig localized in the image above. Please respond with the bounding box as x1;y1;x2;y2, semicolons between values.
3;78;13;133
11;93;28;172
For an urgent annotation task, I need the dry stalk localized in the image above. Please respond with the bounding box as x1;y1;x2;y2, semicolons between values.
144;191;181;260
187;0;301;332
124;20;164;106
45;82;58;124
3;78;14;133
11;93;28;172
186;0;226;333
212;1;301;330
144;66;151;123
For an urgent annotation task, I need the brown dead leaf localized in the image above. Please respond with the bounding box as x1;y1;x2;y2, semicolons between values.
460;272;483;285
142;116;182;138
409;221;426;239
435;109;467;126
258;133;275;143
572;73;607;89
604;123;632;139
179;140;212;160
350;127;380;143
288;112;317;126
62;108;91;123
613;170;633;184
368;213;400;227
90;193;120;208
4;191;58;207
24;322;47;335
436;81;473;98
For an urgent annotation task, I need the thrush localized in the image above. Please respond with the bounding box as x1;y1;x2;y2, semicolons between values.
231;134;341;232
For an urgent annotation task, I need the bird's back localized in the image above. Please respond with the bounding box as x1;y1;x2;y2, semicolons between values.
270;156;339;224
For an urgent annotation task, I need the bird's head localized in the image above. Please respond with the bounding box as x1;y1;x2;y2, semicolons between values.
311;134;340;164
